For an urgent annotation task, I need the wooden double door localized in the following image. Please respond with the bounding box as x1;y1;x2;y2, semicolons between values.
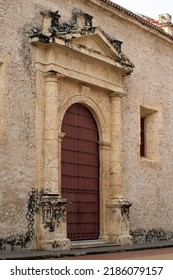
61;103;100;241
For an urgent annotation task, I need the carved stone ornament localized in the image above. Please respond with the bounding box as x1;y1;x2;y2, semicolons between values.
121;200;132;220
30;9;134;73
39;193;68;232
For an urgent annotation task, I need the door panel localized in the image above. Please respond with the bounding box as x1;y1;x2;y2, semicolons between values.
61;103;99;241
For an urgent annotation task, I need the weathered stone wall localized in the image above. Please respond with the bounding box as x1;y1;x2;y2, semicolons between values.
1;0;173;249
116;17;173;242
0;0;79;250
86;0;173;242
93;3;173;241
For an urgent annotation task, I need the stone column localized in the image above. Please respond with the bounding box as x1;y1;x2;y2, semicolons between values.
37;71;70;250
44;71;59;193
99;141;111;240
109;93;123;200
106;92;132;245
58;132;65;195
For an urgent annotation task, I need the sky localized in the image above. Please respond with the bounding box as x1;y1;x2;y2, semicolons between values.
111;0;173;20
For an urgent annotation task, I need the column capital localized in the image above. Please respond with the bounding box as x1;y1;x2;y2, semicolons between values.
45;70;64;82
110;91;126;99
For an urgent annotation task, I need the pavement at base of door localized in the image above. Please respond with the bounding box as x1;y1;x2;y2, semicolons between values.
1;242;173;260
57;247;173;260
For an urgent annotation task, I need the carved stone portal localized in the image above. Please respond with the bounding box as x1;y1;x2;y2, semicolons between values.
32;9;134;249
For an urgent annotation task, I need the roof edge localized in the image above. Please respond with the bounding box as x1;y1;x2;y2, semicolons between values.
99;0;173;41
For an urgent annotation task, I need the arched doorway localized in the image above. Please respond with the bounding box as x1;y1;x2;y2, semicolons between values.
61;103;100;241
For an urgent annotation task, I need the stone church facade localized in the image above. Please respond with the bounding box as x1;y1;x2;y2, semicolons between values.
1;0;173;251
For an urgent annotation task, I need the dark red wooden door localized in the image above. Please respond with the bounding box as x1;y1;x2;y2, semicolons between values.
61;103;99;241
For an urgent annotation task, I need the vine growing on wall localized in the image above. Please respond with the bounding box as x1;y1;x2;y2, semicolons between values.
0;189;68;251
131;228;173;243
0;189;39;251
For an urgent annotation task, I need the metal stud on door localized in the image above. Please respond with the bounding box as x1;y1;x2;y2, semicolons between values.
61;103;99;240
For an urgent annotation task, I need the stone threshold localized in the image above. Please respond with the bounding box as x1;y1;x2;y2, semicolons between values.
71;239;118;249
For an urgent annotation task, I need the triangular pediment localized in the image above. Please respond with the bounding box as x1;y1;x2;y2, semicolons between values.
30;10;134;74
71;28;119;58
68;28;134;73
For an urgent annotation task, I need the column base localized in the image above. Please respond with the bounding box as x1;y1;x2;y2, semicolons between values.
117;234;133;246
106;234;132;246
41;238;71;250
106;198;132;246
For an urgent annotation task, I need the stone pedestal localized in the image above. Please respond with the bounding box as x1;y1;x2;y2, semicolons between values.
37;192;71;250
106;198;132;245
